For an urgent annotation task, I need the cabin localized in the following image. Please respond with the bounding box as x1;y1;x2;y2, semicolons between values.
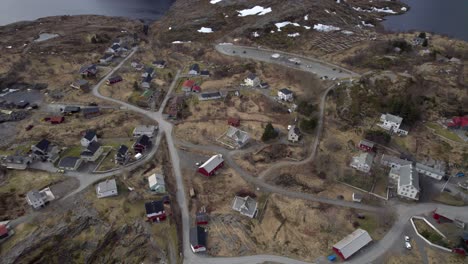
198;92;222;101
198;154;224;176
288;126;301;143
196;212;209;225
332;229;372;260
99;53;114;64
244;73;260;87
70;79;89;92
358;139;375;152
148;174;166;193
96;179;118;198
378;113;408;135
232;196;258;218
190;226;207;253
80;141;103;162
133;125;157;138
2;155;32;170
106;75;123;85
82;107;101;119
350;153;375;173
115;145;129;165
278;88;293;101
79;64;97;77
228;117;240;127
182;80;196;92
133;135;151;153
145;200;166;222
142;67;155;78
81;130;98;147
62;106;81;115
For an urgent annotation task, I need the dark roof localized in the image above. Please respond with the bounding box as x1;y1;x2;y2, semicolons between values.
145;200;164;215
16;101;29;108
145;67;154;74
35;139;50;152
142;75;152;83
190;226;207;247
200;92;221;99
293;126;301;135
63;106;81;112
196;212;209;223
75;79;89;86
462;232;468;240
190;64;200;72
260;82;269;87
81;141;101;156
247;73;257;80
82;107;100;115
136;135;150;147
107;75;122;82
153;60;166;65
279;88;292;95
79;64;97;74
200;70;210;76
58;157;81;168
111;44;120;50
83;130;97;141
117;145;128;156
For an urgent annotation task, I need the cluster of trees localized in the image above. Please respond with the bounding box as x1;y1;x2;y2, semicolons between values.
297;100;316;117
365;130;391;145
261;123;278;142
386;96;421;124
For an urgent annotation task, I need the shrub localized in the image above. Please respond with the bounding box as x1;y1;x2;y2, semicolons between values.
297;101;316;117
300;118;318;133
365;130;391;145
261;123;278;142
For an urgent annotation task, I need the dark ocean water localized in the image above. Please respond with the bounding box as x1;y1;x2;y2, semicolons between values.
382;0;468;41
0;0;174;26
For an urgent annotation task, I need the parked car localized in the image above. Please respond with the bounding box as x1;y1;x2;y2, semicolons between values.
405;241;412;250
405;236;410;242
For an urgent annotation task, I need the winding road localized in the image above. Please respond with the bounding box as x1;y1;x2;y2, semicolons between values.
14;45;468;264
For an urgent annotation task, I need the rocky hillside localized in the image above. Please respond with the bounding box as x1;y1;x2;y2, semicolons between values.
152;0;406;55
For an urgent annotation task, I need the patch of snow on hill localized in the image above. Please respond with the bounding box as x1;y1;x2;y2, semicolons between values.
288;33;300;37
238;6;272;17
313;24;340;32
210;0;223;4
304;14;309;20
353;6;397;14
275;21;300;31
197;27;213;33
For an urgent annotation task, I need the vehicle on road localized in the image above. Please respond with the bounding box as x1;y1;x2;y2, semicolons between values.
405;236;410;242
271;53;281;59
405;241;412;250
288;58;301;65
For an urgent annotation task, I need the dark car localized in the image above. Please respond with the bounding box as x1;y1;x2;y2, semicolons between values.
88;102;98;106
25;124;34;131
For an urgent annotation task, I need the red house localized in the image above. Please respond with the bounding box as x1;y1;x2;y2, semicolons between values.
198;154;224;176
432;208;465;228
332;229;372;260
106;75;123;85
196;212;209;225
358;139;375;152
447;116;468;131
192;85;201;93
0;224;9;239
133;135;151;154
49;116;65;124
190;226;207;253
145;200;166;222
182;80;196;92
228;117;240;127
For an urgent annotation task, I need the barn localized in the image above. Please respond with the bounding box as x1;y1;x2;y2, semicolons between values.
332;229;372;260
198;154;224;176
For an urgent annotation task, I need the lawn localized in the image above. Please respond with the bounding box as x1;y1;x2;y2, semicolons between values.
61;145;83;158
433;192;466;206
0;170;64;194
426;123;464;143
339;172;374;192
413;218;451;248
96;149;118;171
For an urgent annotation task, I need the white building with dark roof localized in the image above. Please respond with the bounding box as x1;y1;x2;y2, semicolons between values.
278;88;293;101
378;113;408;135
244;73;260;87
332;229;373;260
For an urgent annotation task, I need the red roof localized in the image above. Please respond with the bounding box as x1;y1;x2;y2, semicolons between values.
0;225;8;236
50;116;64;123
448;116;468;128
192;85;201;92
183;80;195;88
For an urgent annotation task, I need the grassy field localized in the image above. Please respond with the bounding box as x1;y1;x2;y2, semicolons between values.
0;223;38;252
433;192;466;206
0;170;64;194
426;123;464;143
61;145;83;158
414;219;450;248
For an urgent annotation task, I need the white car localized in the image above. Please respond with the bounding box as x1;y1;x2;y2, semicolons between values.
405;241;412;250
405;236;410;242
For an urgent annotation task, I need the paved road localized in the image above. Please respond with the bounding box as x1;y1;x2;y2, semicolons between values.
215;44;360;79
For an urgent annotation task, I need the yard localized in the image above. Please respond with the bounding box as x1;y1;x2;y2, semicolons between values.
433;192;466;206
413;218;452;248
426;123;464;143
0;170;64;194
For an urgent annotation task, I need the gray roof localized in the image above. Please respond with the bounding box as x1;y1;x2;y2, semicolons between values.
382;113;403;124
380;154;412;167
97;179;117;193
395;164;419;190
226;126;249;144
101;53;113;60
58;157;81;168
247;73;257;80
333;229;372;259
415;163;445;176
288;125;301;137
190;226;206;247
133;125;156;134
352;152;374;167
359;139;375;148
81;141;101;156
232;196;258;217
26;190;46;202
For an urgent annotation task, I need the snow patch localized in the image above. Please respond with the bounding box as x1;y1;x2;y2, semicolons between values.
313;24;340;32
210;0;223;4
401;7;407;11
197;27;214;33
361;21;374;27
172;41;192;44
304;14;309;20
218;42;233;45
341;30;354;35
288;33;300;38
252;31;260;38
238;6;272;17
275;21;300;31
353;6;397;14
304;26;311;30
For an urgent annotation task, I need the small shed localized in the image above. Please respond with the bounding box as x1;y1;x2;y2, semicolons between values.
332;229;372;260
228;117;240;127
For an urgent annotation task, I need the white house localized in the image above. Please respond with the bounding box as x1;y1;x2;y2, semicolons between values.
148;174;166;193
244;73;260;87
188;64;200;75
133;125;158;138
389;164;419;200
350;153;375;173
278;88;293;101
81;130;98;147
96;179;118;198
26;190;46;209
378;113;408;135
232;196;258;218
288;126;301;142
225;126;250;149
